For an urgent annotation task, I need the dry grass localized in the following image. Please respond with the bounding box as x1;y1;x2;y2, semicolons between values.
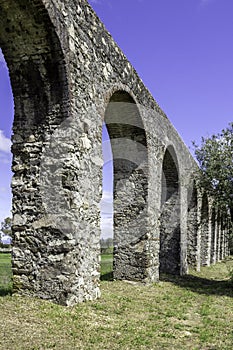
0;255;232;350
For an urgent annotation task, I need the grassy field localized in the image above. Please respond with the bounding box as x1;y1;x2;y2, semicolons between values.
0;253;232;350
101;253;113;280
0;253;12;296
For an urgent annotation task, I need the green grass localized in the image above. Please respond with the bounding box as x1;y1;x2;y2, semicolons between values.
0;253;232;349
0;253;12;296
101;253;113;280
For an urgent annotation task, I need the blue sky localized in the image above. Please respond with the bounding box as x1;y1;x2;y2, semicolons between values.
0;49;13;228
1;0;233;237
89;0;233;147
92;0;233;237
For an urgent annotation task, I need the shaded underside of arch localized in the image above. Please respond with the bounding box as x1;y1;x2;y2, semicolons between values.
159;146;180;275
0;0;69;133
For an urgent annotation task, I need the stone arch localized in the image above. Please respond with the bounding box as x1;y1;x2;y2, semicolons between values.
0;1;69;130
104;90;149;281
187;181;198;268
159;145;181;275
0;0;71;304
1;0;223;306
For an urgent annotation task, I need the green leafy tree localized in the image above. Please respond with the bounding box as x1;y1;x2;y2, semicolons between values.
193;123;233;251
193;123;233;216
100;237;113;254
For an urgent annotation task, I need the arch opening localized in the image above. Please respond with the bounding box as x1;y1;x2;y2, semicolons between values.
104;90;149;281
159;146;180;275
0;48;14;293
100;122;113;280
0;48;13;225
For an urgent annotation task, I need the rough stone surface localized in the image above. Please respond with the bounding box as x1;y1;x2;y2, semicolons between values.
0;0;230;305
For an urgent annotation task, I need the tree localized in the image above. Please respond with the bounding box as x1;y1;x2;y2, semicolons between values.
100;237;113;254
193;123;233;252
0;217;12;246
193;123;233;217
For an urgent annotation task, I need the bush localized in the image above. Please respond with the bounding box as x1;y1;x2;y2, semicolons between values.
0;242;11;249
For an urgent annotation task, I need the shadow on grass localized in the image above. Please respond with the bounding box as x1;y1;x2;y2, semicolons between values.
100;271;113;281
160;273;233;297
0;285;12;297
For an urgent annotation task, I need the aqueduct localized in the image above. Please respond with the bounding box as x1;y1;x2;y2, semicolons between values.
0;0;230;305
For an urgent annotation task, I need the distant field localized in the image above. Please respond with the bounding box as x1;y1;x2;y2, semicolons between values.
0;253;12;295
0;253;11;265
0;253;114;291
0;253;232;349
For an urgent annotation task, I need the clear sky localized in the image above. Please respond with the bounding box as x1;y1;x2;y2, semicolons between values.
0;49;13;228
89;0;233;147
1;0;233;237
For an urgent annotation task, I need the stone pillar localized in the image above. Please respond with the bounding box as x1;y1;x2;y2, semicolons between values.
196;190;203;272
200;193;210;266
187;185;198;270
180;185;188;275
211;208;218;265
206;199;213;266
216;211;222;262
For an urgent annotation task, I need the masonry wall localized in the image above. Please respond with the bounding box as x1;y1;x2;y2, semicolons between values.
187;185;198;268
0;0;230;305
